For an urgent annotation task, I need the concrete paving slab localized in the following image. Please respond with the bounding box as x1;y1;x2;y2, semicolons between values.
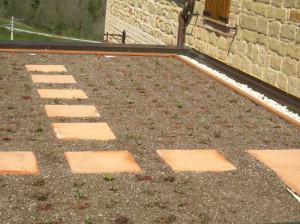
26;65;67;72
31;75;76;83
248;150;300;169
248;150;300;196
45;105;100;117
276;169;300;196
0;151;39;174
52;123;116;140
65;151;141;173
37;89;88;99
157;150;236;172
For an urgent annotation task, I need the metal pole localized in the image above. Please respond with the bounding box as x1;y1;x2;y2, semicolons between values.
122;30;126;44
11;16;14;41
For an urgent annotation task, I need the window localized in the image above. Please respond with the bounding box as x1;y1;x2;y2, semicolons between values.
203;0;231;24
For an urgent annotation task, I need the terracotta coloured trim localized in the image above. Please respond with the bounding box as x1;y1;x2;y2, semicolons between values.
174;55;300;128
0;48;175;57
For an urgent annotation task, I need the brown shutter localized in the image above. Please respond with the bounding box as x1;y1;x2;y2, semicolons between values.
204;0;231;23
217;0;231;23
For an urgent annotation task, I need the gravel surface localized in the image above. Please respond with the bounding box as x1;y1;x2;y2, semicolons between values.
179;55;300;123
0;52;299;224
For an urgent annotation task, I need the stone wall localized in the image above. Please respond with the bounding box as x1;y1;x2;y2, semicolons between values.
105;0;300;98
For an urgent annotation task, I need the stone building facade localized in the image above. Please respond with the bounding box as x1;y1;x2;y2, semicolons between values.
105;0;300;98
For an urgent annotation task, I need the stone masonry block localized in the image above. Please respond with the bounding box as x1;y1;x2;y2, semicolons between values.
276;72;288;90
241;57;253;74
286;44;300;60
271;0;283;7
257;34;269;47
287;76;300;98
236;40;248;56
242;0;254;10
252;64;263;79
258;47;268;67
257;16;269;35
289;10;300;23
263;68;278;86
284;0;298;8
251;45;260;64
296;31;300;44
274;8;287;20
232;54;242;69
254;3;267;16
217;36;229;51
282;57;298;76
280;24;296;41
270;53;283;70
242;29;258;43
240;14;257;31
146;1;156;14
269;21;281;38
269;38;286;56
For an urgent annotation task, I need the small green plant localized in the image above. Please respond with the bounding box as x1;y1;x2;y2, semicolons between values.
125;94;134;104
85;215;92;224
74;189;83;199
245;108;252;113
199;213;210;223
134;137;142;146
35;125;43;132
155;59;160;65
109;185;117;192
103;173;114;181
126;64;131;68
107;80;114;86
171;113;179;119
177;202;184;207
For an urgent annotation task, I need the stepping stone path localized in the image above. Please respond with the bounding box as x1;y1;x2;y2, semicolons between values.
1;63;299;199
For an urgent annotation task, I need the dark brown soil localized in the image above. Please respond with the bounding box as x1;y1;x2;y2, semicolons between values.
0;52;299;224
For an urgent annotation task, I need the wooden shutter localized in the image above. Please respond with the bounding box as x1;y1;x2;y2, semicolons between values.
204;0;231;23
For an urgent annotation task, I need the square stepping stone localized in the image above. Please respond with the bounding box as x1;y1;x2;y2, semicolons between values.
248;150;300;195
31;75;76;84
156;150;236;172
65;151;141;173
26;65;67;72
45;105;100;117
52;123;116;140
0;151;39;174
37;89;88;99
